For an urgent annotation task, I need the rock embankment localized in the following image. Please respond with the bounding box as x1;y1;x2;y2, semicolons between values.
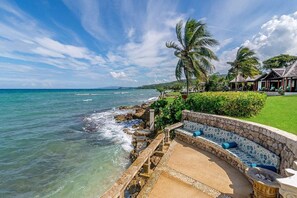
116;103;151;128
114;102;155;161
114;102;161;197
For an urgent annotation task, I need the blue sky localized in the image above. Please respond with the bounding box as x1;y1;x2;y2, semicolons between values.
1;0;297;88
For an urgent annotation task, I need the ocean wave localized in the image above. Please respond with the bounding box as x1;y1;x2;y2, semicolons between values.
147;96;158;102
83;99;92;102
113;92;129;95
82;109;135;152
75;93;90;96
90;93;106;96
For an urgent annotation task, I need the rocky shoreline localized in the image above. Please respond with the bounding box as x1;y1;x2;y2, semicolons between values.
114;102;154;161
114;101;163;197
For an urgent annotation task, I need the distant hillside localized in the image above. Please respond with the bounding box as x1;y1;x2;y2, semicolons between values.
138;80;186;89
138;73;228;89
100;86;135;89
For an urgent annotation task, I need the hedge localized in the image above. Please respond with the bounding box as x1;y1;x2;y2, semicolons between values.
186;92;267;117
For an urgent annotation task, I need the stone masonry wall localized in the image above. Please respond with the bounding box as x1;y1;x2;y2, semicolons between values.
182;110;297;176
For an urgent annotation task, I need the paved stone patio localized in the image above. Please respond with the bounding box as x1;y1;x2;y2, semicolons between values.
139;139;252;198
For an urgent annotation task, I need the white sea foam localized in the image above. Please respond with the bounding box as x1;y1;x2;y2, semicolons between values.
113;92;129;95
83;99;92;102
75;93;90;96
147;96;158;102
82;109;134;152
90;93;106;95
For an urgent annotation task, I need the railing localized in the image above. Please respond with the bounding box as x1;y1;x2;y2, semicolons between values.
164;122;183;142
101;133;165;198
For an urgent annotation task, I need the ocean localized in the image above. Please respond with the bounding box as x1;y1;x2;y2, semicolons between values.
0;89;158;198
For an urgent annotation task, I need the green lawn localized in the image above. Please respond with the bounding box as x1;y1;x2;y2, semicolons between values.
242;95;297;135
164;97;175;104
165;91;181;97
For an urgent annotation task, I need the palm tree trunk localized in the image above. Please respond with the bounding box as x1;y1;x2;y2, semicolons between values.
235;73;238;91
186;78;189;96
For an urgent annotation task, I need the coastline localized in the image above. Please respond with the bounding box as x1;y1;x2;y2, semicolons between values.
0;89;159;198
109;98;160;197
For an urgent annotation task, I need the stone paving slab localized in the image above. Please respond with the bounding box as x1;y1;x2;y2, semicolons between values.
167;140;252;198
139;139;252;198
148;172;212;198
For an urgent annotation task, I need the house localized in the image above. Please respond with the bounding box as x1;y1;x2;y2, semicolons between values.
229;73;266;91
260;61;297;92
229;61;297;92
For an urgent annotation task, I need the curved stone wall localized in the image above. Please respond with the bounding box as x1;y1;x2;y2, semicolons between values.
181;110;297;176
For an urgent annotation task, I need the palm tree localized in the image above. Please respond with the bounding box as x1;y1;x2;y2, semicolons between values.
227;47;260;91
166;19;219;96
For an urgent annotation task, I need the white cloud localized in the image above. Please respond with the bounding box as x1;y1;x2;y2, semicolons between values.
216;11;297;74
127;27;135;38
0;2;108;72
212;38;233;53
63;0;184;83
243;12;297;59
110;71;127;79
63;0;110;41
215;47;239;74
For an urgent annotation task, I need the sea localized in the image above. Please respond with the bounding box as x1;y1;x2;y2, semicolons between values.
0;89;158;198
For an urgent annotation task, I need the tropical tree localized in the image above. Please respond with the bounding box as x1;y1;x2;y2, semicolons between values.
262;54;297;70
170;83;183;92
205;73;229;91
227;47;260;90
156;86;166;98
166;19;219;96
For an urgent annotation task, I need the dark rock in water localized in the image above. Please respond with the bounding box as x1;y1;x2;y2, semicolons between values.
83;122;98;132
134;129;151;136
123;128;134;135
132;122;145;130
114;113;133;122
133;107;150;122
119;105;133;110
130;149;138;162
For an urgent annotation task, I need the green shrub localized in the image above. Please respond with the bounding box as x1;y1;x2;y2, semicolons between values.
155;97;187;130
186;92;267;117
278;87;285;95
150;99;168;114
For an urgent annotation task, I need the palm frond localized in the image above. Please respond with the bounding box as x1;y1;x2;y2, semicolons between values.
165;41;182;51
184;18;201;47
176;20;185;48
198;47;219;61
175;60;183;81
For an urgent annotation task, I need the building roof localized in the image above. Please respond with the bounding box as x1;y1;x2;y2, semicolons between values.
245;74;267;82
271;68;285;76
283;61;297;77
261;60;297;80
230;73;267;83
230;74;246;83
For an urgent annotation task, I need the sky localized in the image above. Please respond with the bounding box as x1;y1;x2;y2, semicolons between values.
1;0;297;88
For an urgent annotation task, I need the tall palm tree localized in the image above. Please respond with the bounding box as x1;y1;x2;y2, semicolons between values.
166;19;219;96
227;47;260;91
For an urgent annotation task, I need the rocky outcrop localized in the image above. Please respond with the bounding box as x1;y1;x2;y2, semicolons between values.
115;102;152;126
114;113;133;122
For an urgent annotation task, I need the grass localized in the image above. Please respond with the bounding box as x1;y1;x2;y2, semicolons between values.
165;91;181;97
164;92;181;104
242;95;297;135
165;97;175;104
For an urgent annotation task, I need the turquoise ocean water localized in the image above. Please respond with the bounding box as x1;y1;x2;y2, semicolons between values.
0;89;158;198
